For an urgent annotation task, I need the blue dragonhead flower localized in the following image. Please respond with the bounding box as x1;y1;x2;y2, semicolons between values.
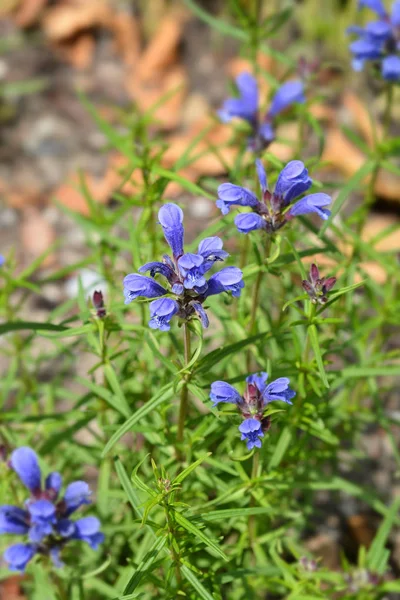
123;203;244;331
348;0;400;81
218;72;305;152
1;447;104;572
217;159;332;234
210;372;295;450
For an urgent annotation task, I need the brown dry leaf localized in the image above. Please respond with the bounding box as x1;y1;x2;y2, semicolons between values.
362;214;400;251
127;65;188;131
53;170;117;215
43;1;112;41
109;12;141;67
305;534;340;570
347;514;374;547
342;91;382;147
14;0;47;27
20;207;56;267
322;127;400;202
55;34;95;69
135;11;187;81
0;576;26;600
0;0;19;18
7;189;43;209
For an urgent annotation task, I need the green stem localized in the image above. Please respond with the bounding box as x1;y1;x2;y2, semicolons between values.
247;238;271;371
383;82;394;137
248;452;260;552
177;322;191;446
165;505;183;589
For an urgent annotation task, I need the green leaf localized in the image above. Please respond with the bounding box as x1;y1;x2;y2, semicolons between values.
183;0;248;40
367;496;400;573
195;331;270;374
308;324;329;388
173;511;228;561
0;321;69;336
181;565;216;600
101;383;176;456
122;535;168;595
174;453;211;485
114;457;146;522
103;364;131;418
196;506;275;522
319;160;377;236
268;427;292;469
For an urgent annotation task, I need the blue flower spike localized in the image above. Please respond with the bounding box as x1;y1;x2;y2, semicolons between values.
210;372;295;451
123;203;244;331
348;0;400;81
217;159;332;235
1;447;104;572
218;72;305;152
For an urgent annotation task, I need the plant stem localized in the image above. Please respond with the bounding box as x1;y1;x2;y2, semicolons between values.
248;451;260;552
383;82;394;138
177;322;191;446
247;238;271;371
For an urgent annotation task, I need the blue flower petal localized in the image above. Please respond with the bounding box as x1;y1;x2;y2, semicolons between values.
63;481;91;515
149;298;179;331
0;506;29;535
158;203;184;258
217;183;259;215
274;160;312;204
268;80;305;118
288;193;331;220
382;54;400;81
4;543;36;572
205;267;244;298
10;447;42;493
123;274;167;304
210;381;241;406
234;212;266;234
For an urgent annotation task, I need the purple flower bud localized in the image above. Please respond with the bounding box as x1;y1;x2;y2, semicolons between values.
302;263;336;304
288;193;331;221
45;472;62;500
210;381;242;407
148;298;179;331
268;80;305;118
239;418;264;450
92;290;106;318
123;274;167;304
158;203;184;258
217;183;259;216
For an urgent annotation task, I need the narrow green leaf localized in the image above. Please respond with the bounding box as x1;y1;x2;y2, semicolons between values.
181;565;216;600
367;496;400;573
122;535;168;595
268;427;292;469
184;0;248;40
174;453;211;485
173;511;228;561
197;506;274;521
308;324;329;388
101;383;175;456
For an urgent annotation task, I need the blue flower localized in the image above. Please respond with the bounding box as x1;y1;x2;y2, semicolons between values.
0;255;5;267
348;0;400;81
149;298;179;331
239;418;264;450
210;372;294;450
287;193;331;221
217;159;332;234
218;72;305;152
1;447;103;572
123;203;244;331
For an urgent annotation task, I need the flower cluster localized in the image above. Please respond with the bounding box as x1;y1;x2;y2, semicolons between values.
123;203;244;331
210;373;295;450
348;0;400;81
0;447;104;571
217;159;332;234
302;264;337;305
218;72;305;152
